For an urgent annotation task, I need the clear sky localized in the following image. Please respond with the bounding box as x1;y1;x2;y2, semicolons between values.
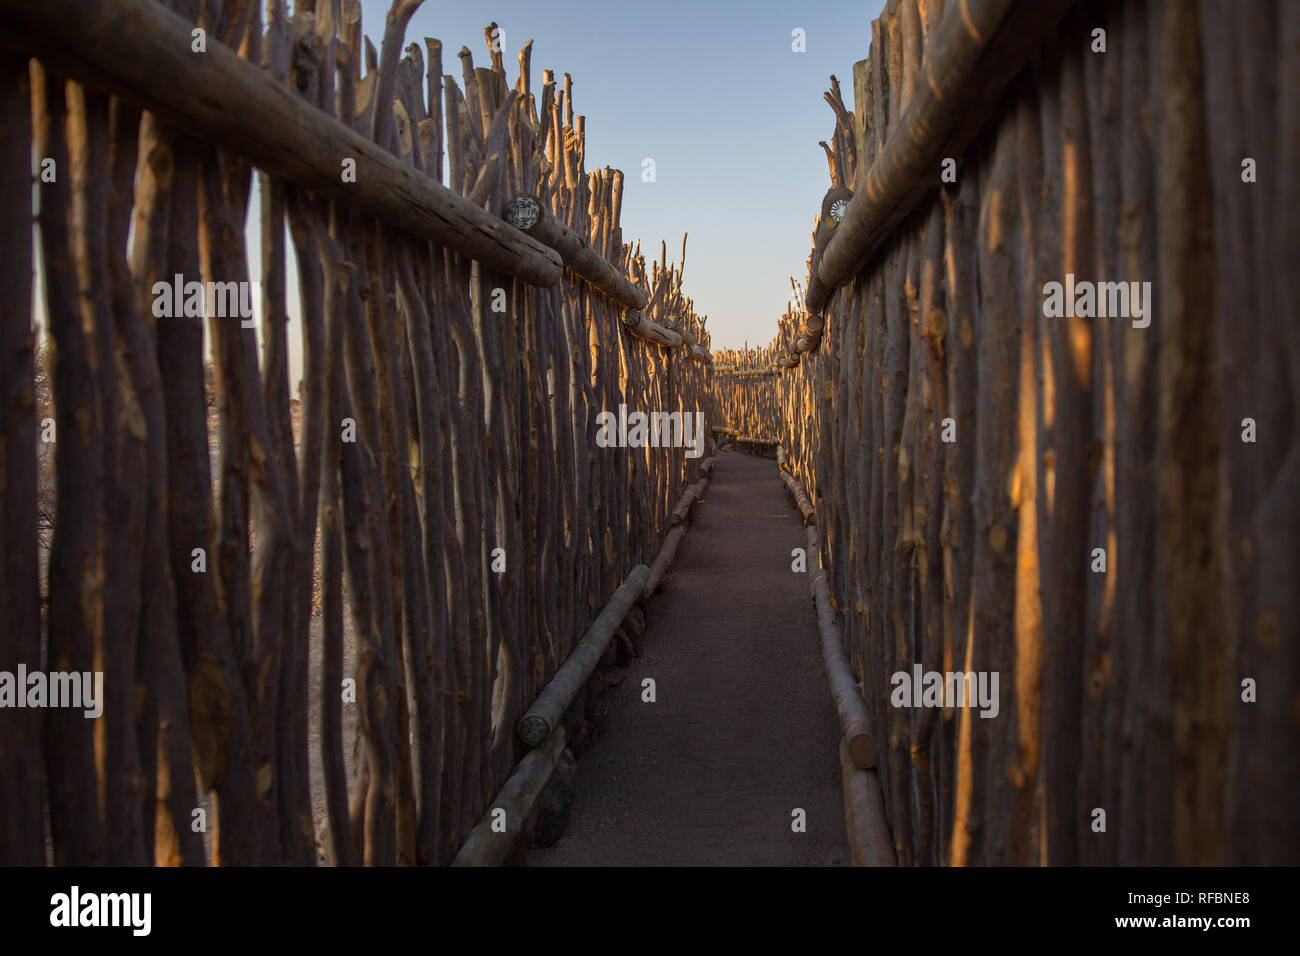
361;0;885;350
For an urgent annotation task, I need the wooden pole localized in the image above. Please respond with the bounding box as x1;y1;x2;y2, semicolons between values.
450;726;567;867
669;482;699;527
506;193;648;310
807;526;875;770
517;565;650;746
643;526;687;597
780;469;816;524
0;50;43;865
622;309;684;349
840;740;896;866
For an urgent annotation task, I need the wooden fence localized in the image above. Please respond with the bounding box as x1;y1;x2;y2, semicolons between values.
710;347;784;441
1;0;710;866
714;0;1298;865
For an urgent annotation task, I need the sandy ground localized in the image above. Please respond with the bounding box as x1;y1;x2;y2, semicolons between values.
529;450;848;866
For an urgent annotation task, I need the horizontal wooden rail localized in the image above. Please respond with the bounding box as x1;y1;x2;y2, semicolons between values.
797;310;826;352
450;726;567;867
6;0;563;286
714;427;775;441
517;564;650;746
646;457;714;595
464;448;716;860
643;527;686;597
669;482;700;527
806;525;874;770
780;469;815;524
506;194;649;310
467;451;713;859
622;310;683;349
734;437;778;457
673;325;711;365
713;428;778;458
785;484;886;863
840;740;895;866
804;0;1074;314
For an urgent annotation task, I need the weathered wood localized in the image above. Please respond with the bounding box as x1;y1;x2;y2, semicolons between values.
622;309;683;349
35;63;106;865
669;482;699;527
1157;0;1225;866
644;526;687;597
507;193;649;310
780;468;815;524
7;0;564;286
0;50;42;865
450;726;567;867
258;0;307;870
317;234;351;865
6;3;713;869
517;565;650;746
807;526;875;770
712;0;1295;865
98;88;150;865
805;0;1075;313
840;740;896;867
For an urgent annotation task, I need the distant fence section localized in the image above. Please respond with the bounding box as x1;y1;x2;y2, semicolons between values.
713;0;1299;865
2;0;711;866
709;357;780;441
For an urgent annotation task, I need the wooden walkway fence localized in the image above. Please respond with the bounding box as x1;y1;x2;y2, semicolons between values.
714;0;1298;865
1;0;711;866
709;353;781;443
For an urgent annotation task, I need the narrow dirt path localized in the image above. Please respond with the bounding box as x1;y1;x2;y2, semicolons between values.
529;450;848;866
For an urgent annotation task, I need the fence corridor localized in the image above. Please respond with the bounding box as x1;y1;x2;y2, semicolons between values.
530;451;848;867
1;0;1296;871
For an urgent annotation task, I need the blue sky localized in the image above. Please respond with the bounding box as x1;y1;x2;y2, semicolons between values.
363;0;884;350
